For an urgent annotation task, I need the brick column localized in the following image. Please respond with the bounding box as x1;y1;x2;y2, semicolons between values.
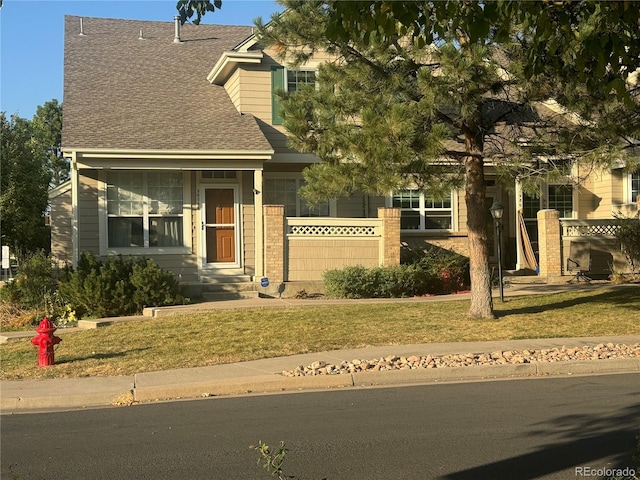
378;207;401;266
537;209;562;277
264;205;285;283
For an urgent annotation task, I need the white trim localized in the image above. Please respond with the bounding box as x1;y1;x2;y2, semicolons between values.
71;153;79;268
387;189;455;232
48;180;72;199
199;184;242;270
624;169;640;204
75;158;268;171
207;50;264;85
63;148;274;157
254;169;264;279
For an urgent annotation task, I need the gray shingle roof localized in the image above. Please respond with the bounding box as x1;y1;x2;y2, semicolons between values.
63;16;272;152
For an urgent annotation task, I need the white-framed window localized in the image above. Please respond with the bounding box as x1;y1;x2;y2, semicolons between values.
547;184;574;218
286;70;316;92
630;170;640;203
391;190;454;231
102;171;190;252
263;175;331;217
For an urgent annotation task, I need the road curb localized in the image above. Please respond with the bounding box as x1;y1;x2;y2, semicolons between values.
2;358;638;413
0;376;134;412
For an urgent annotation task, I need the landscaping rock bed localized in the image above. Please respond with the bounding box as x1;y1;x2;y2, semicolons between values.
281;343;640;377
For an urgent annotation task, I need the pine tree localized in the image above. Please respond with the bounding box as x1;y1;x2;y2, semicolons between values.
253;1;638;318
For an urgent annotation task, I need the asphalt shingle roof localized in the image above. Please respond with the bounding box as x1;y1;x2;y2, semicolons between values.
62;16;272;152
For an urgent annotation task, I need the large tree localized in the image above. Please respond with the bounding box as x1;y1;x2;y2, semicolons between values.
0;113;51;260
31;99;67;186
179;0;639;318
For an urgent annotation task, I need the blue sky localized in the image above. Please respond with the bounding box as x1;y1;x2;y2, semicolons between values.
0;0;282;119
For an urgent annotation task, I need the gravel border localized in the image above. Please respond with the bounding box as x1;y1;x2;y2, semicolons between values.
282;343;640;377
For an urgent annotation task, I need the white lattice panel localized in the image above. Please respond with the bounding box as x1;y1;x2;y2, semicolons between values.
288;225;378;236
562;223;620;237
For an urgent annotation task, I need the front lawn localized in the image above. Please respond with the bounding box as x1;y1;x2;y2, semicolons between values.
1;287;638;380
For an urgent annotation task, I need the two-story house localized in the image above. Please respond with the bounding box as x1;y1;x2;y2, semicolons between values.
51;15;639;292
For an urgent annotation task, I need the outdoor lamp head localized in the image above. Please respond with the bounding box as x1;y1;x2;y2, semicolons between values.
490;202;504;220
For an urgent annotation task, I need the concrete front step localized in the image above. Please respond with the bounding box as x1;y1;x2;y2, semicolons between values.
201;282;257;293
199;275;252;284
202;290;261;301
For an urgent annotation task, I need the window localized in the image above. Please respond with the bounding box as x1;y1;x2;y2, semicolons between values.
631;170;640;203
106;172;184;248
263;177;330;217
547;184;573;218
271;67;317;125
392;190;453;230
287;70;316;92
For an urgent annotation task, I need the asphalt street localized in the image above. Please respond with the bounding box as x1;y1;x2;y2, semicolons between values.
2;373;639;480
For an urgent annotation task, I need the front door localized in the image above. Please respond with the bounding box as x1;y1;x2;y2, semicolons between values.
202;187;238;266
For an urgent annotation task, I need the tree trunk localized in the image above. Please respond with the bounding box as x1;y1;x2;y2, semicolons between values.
464;138;494;319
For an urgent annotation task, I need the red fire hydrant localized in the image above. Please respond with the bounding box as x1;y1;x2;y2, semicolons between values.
31;317;62;367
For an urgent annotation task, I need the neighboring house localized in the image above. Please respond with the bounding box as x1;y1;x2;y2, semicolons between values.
55;15;639;290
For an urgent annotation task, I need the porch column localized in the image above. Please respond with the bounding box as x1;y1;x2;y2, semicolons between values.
254;169;264;279
264;205;286;283
514;179;524;270
378;207;401;266
537;209;562;278
70;153;79;268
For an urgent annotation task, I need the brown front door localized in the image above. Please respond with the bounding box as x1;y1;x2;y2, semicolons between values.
204;188;236;263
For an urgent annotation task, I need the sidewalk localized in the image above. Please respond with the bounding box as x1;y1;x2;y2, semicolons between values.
2;284;639;413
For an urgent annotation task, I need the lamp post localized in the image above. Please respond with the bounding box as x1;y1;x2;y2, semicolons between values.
489;201;504;302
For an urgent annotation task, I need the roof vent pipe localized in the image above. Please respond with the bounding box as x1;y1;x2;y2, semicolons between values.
79;17;86;36
138;28;144;40
173;16;182;43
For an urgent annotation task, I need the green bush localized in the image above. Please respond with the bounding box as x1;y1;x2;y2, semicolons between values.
615;216;640;275
57;253;182;318
0;251;54;309
323;247;470;298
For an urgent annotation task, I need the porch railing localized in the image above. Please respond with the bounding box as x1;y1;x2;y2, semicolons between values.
286;217;383;238
560;219;620;238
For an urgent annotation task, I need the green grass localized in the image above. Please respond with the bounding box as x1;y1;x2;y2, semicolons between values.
1;287;639;380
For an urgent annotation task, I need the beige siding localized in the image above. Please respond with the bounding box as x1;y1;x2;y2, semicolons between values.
78;171;100;255
584;170;614;219
50;187;72;265
611;169;625;205
236;64;294;153
287;239;379;280
224;68;242;112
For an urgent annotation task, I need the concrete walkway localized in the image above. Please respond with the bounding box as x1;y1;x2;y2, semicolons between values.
2;284;639;413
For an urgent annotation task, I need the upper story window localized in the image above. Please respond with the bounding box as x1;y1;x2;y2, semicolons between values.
271;66;317;125
391;190;453;231
287;70;316;92
106;171;185;249
263;176;330;217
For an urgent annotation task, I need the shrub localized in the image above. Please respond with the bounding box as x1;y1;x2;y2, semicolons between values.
0;251;54;309
57;253;182;318
323;247;470;299
615;216;640;276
